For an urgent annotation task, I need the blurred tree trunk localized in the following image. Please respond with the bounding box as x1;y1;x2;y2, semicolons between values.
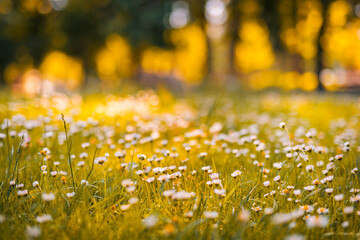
228;0;241;76
0;67;5;86
316;0;331;91
198;21;215;89
186;0;214;87
205;35;213;81
82;61;91;88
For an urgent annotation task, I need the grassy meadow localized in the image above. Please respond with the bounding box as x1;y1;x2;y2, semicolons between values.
0;91;359;240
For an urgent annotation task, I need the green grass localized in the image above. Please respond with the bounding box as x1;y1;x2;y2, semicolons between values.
0;91;359;240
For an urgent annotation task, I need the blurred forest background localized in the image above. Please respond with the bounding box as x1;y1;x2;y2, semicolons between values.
0;0;360;95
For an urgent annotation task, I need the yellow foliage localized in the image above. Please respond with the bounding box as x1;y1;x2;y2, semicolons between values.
141;47;175;76
299;72;318;91
235;21;275;73
96;34;134;82
172;25;208;84
21;0;39;12
328;0;351;27
323;4;360;70
281;0;322;60
248;71;318;91
40;51;84;89
140;24;207;84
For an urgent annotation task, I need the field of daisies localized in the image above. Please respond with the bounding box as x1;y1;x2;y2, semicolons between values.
0;90;359;240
